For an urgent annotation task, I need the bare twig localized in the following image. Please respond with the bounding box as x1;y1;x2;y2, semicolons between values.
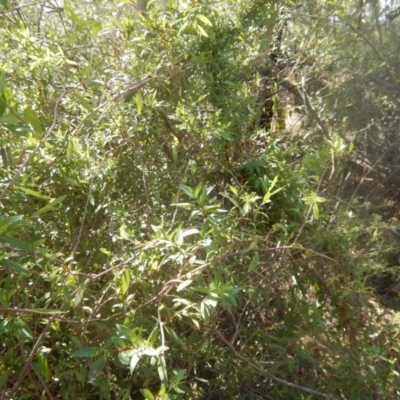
118;76;152;102
0;307;65;316
32;365;55;400
214;328;339;400
71;175;94;258
339;18;400;91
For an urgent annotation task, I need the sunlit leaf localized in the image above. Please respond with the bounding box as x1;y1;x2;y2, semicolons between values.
121;268;130;295
195;23;208;37
37;352;50;381
23;106;42;139
197;14;212;26
67;140;73;163
16;187;51;200
181;228;199;238
140;389;155;400
118;350;131;365
135;92;143;114
157;356;168;384
130;352;141;374
176;280;192;292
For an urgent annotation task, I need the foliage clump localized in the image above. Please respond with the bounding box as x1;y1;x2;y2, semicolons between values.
1;1;400;399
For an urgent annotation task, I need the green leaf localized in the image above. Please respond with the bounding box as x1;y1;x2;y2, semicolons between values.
130;351;141;374
140;389;155;400
116;324;133;342
17;320;33;339
158;384;167;395
0;0;10;10
181;228;199;238
142;347;159;357
5;146;14;165
248;252;260;272
200;299;217;322
197;14;212;27
1;235;33;253
23;106;43;139
0;215;23;232
0;372;9;391
64;1;86;25
73;282;86;307
157;356;168;384
169;369;186;389
89;356;106;380
30;308;66;314
176;280;192;292
121;268;130;295
179;184;194;198
0;113;20;124
67;140;73;163
195;22;208;37
135;92;143;114
31;195;67;217
2;259;30;276
118;350;131;365
49;195;67;206
72;93;97;116
229;185;239;196
16;187;51;200
313;203;320;220
165;326;184;346
72;347;102;358
119;223;130;239
37;352;50;381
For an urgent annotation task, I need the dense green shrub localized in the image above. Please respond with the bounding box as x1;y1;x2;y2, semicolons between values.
1;1;400;399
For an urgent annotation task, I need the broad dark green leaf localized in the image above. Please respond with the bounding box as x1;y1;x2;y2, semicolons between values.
72;347;102;358
89;356;106;380
116;324;133;342
1;235;33;253
0;215;24;232
2;259;30;276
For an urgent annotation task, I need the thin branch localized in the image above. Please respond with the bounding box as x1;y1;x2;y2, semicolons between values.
8;316;56;398
0;88;66;202
339;18;400;91
32;365;55;400
0;307;65;316
214;328;339;400
71;175;95;258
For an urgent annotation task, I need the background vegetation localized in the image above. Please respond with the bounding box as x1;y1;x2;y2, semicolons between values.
1;0;400;399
